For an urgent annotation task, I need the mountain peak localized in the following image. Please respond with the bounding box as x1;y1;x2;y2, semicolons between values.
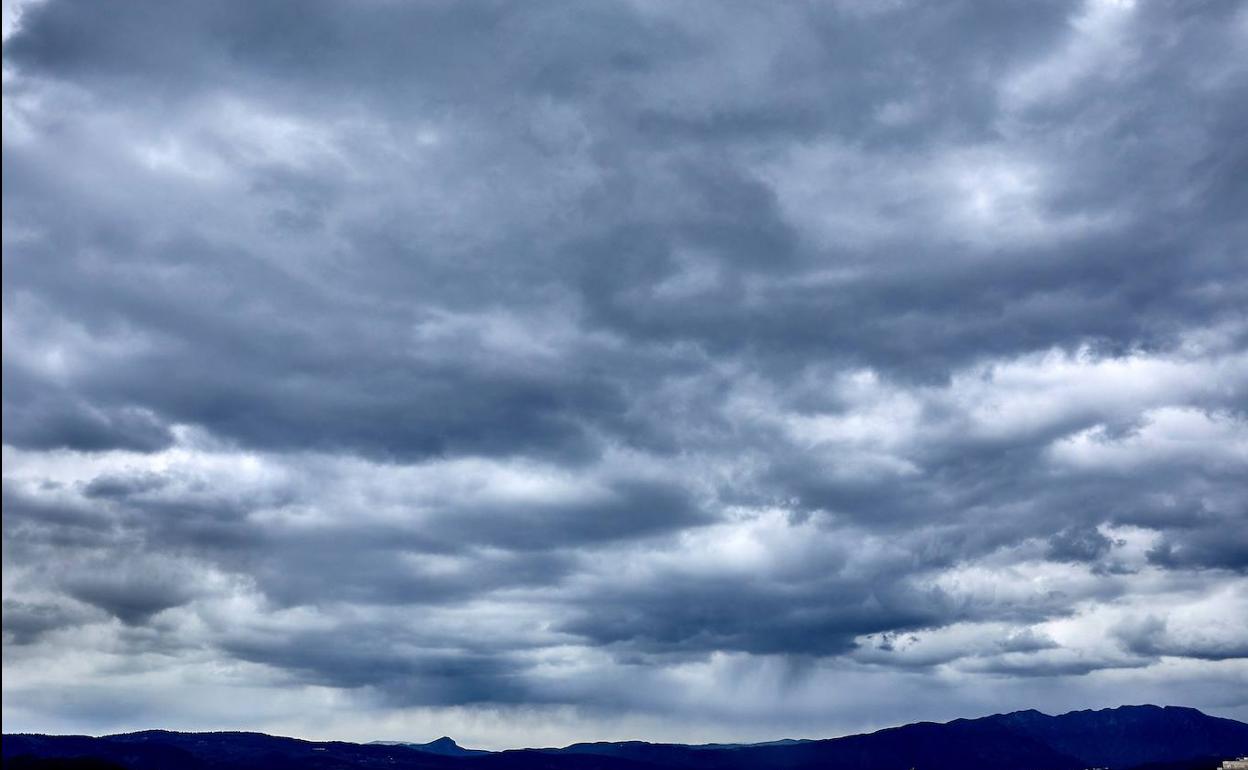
409;735;490;756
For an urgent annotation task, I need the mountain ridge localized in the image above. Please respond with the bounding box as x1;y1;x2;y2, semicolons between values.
6;705;1248;770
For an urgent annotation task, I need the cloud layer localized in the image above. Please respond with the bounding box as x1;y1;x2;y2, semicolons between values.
3;0;1247;747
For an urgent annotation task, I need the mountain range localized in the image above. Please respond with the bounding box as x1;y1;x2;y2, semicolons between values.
5;705;1248;770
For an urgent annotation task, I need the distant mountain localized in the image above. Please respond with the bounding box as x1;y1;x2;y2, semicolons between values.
5;705;1248;770
985;706;1248;769
542;719;1082;770
370;737;491;756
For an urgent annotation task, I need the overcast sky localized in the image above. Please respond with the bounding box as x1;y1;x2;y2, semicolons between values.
3;0;1247;749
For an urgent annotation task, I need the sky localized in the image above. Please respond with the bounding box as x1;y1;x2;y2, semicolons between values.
2;0;1247;750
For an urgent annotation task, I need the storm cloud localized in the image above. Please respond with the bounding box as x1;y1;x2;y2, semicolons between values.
3;0;1247;748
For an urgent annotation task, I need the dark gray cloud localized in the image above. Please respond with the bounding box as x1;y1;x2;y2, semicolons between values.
221;626;536;706
3;368;175;452
2;0;1246;746
1148;526;1248;573
558;572;947;657
1117;616;1245;661
63;571;197;626
1;599;92;645
1047;525;1117;564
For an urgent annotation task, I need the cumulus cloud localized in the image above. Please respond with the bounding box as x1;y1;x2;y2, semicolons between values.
2;0;1246;746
